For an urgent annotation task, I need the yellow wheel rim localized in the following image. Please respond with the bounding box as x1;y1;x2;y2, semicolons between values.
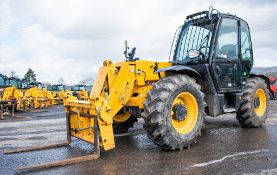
255;88;266;117
113;112;131;123
171;92;198;134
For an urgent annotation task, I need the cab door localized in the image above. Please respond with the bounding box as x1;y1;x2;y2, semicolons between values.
212;17;241;92
239;20;253;83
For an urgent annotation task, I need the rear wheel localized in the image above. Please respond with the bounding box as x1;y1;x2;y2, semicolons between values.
237;77;269;127
142;75;205;150
113;111;137;134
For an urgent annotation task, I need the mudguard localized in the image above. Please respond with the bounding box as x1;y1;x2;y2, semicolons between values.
249;73;273;98
156;65;201;78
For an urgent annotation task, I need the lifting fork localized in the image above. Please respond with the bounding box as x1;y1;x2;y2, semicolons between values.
3;110;100;171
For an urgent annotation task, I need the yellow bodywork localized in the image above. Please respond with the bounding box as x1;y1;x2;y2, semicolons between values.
61;90;73;99
24;87;49;109
13;88;29;111
0;86;15;101
49;90;73;104
43;88;59;105
0;86;24;110
50;91;60;104
64;60;171;150
0;87;17;111
73;90;89;100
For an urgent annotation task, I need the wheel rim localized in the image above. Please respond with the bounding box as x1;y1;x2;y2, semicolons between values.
113;112;131;123
171;92;198;134
254;88;266;117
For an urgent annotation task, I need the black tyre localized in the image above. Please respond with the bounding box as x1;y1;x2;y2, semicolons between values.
142;75;205;150
113;111;138;134
237;77;269;127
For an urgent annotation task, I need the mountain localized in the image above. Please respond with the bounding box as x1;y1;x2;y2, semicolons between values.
252;66;277;77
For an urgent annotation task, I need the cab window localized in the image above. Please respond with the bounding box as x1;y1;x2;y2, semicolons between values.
240;21;252;61
38;84;43;90
216;18;238;59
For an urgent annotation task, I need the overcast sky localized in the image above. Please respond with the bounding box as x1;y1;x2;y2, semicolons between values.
0;0;276;84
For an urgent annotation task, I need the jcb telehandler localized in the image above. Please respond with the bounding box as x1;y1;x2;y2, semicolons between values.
47;84;72;103
0;74;16;118
69;84;89;100
5;7;270;171
25;82;50;109
6;77;32;111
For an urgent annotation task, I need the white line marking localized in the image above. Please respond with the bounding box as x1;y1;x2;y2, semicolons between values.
190;149;268;168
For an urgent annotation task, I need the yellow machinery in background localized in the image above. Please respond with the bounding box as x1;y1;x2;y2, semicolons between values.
9;79;55;110
42;88;59;105
6;78;32;111
47;84;73;104
69;85;89;100
0;76;69;116
26;82;50;109
0;74;16;118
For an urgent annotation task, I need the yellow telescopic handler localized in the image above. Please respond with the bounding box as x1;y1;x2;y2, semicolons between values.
0;75;16;118
5;7;271;171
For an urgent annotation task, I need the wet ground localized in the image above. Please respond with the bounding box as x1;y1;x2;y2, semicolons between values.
0;101;277;175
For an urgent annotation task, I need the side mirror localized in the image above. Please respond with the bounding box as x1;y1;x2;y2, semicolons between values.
188;50;200;59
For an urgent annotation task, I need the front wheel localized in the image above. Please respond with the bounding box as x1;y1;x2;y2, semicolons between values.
142;75;205;150
113;111;138;134
237;77;269;127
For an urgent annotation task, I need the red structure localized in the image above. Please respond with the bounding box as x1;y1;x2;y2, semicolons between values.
269;77;277;99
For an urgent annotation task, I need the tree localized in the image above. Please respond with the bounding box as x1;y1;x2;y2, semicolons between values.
58;77;65;85
10;71;18;78
24;68;36;83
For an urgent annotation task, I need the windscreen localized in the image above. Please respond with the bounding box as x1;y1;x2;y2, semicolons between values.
37;84;43;90
72;86;85;91
9;80;19;88
57;85;64;91
21;81;28;88
173;19;216;63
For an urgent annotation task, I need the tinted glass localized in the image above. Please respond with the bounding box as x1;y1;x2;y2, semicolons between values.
240;21;252;61
216;18;238;59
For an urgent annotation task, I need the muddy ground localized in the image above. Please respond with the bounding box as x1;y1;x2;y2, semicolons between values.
0;100;277;175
